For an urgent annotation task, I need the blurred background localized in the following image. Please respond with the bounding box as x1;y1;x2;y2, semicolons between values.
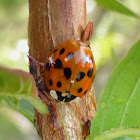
0;0;140;139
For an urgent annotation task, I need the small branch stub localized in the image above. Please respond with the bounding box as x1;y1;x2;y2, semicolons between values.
81;21;94;43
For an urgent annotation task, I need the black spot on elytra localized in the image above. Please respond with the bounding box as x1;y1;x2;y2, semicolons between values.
87;68;93;78
49;79;52;86
64;68;71;79
60;48;65;55
91;57;93;63
68;53;74;60
54;59;62;69
76;72;85;81
57;81;62;87
84;90;88;94
53;49;58;53
46;62;51;71
78;88;82;93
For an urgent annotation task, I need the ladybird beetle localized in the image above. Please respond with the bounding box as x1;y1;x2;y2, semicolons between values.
45;40;95;102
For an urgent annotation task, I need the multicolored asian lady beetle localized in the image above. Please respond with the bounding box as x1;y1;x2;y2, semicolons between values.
45;39;95;102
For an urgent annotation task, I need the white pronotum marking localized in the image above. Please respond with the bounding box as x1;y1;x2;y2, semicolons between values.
50;90;58;100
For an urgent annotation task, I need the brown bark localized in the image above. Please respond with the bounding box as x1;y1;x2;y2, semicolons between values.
28;0;86;63
28;0;96;139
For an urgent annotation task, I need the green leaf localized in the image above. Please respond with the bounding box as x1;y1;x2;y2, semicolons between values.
127;134;140;140
90;39;140;140
0;66;48;114
85;135;90;140
17;99;34;123
95;0;139;18
0;96;18;109
0;97;34;123
114;136;136;140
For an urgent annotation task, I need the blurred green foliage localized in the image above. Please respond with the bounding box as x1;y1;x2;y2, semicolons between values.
0;0;28;71
95;0;139;18
88;0;140;101
0;111;24;140
0;66;48;115
0;0;27;9
0;1;36;140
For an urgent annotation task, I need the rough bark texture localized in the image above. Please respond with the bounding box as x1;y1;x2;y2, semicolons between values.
28;0;96;139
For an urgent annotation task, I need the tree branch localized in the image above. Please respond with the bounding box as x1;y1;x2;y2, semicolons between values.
28;0;96;139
